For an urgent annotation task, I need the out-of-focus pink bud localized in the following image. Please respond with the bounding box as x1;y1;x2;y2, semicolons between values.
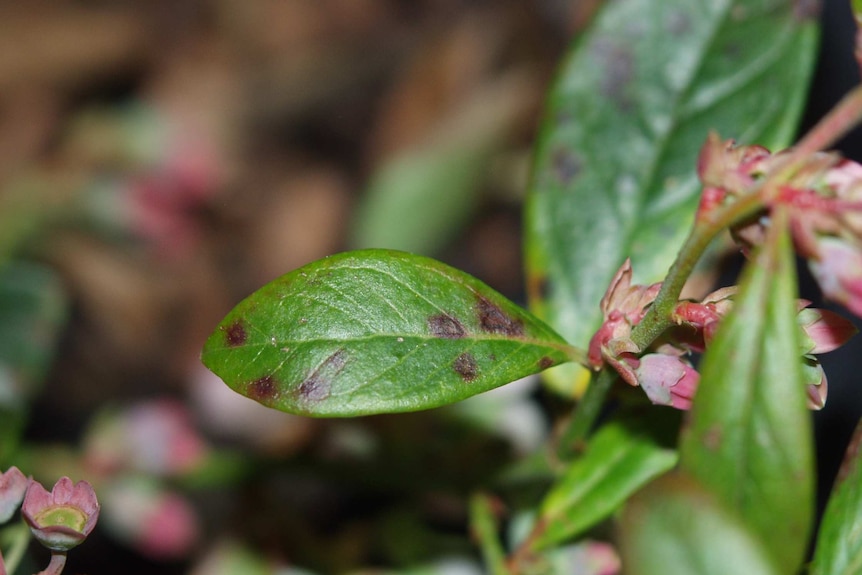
810;237;862;318
0;467;29;523
635;354;699;410
102;478;199;560
84;400;208;478
797;307;857;354
22;477;99;552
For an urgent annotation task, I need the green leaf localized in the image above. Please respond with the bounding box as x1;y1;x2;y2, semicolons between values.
469;492;509;575
810;418;862;575
532;413;678;549
0;261;68;465
202;249;575;417
524;0;819;394
679;218;813;573
618;473;780;575
350;75;531;255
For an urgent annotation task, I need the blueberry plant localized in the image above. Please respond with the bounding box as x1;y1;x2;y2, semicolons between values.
203;1;862;574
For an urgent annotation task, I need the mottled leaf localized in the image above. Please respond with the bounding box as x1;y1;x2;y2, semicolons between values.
618;473;780;575
525;0;819;394
202;250;575;417
810;419;862;575
532;414;678;549
679;219;813;573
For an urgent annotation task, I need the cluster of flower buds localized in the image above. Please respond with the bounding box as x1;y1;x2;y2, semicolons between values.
698;132;862;317
588;260;856;410
1;467;99;575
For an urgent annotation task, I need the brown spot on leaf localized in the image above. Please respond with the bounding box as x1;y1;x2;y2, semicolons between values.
552;148;581;185
297;349;348;403
703;425;723;451
224;321;248;347
538;356;554;370
453;352;478;382
248;376;278;403
476;296;524;337
428;313;467;339
593;39;634;111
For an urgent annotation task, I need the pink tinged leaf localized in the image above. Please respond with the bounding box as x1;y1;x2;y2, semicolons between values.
635;353;699;410
810;237;862;317
0;467;29;523
797;307;858;354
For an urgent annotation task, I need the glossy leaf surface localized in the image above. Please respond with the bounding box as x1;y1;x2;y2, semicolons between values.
525;0;819;394
618;473;780;575
532;414;678;549
810;419;862;575
203;250;573;416
679;220;813;573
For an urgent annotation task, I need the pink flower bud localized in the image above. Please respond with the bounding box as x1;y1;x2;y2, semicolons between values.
84;400;208;477
102;478;199;560
635;354;699;410
0;467;29;523
22;477;99;551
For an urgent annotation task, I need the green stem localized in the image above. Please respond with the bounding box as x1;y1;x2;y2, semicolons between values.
555;368;615;459
555;190;767;460
469;493;511;575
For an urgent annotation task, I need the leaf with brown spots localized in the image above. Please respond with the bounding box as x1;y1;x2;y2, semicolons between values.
202;250;583;416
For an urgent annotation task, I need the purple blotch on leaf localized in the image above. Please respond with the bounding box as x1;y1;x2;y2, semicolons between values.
453;352;478;382
476;296;524;337
428;313;467;339
224;321;248;347
552;148;581;185
297;349;348;403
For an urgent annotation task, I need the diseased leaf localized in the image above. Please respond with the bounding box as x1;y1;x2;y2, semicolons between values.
525;0;819;394
810;418;862;575
202;250;575;417
532;413;678;549
679;218;813;573
618;473;780;575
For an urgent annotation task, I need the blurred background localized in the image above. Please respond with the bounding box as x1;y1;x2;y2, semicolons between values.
0;0;859;574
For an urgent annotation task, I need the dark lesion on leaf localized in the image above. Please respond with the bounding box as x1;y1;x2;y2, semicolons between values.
453;352;478;382
538;356;555;370
223;320;248;347
428;313;467;339
476;296;524;337
297;349;348;403
551;147;582;185
247;375;278;403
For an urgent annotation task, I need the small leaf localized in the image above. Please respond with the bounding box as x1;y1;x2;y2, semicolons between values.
202;250;575;417
679;217;813;573
618;473;780;575
524;0;819;394
532;413;678;549
810;418;862;575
